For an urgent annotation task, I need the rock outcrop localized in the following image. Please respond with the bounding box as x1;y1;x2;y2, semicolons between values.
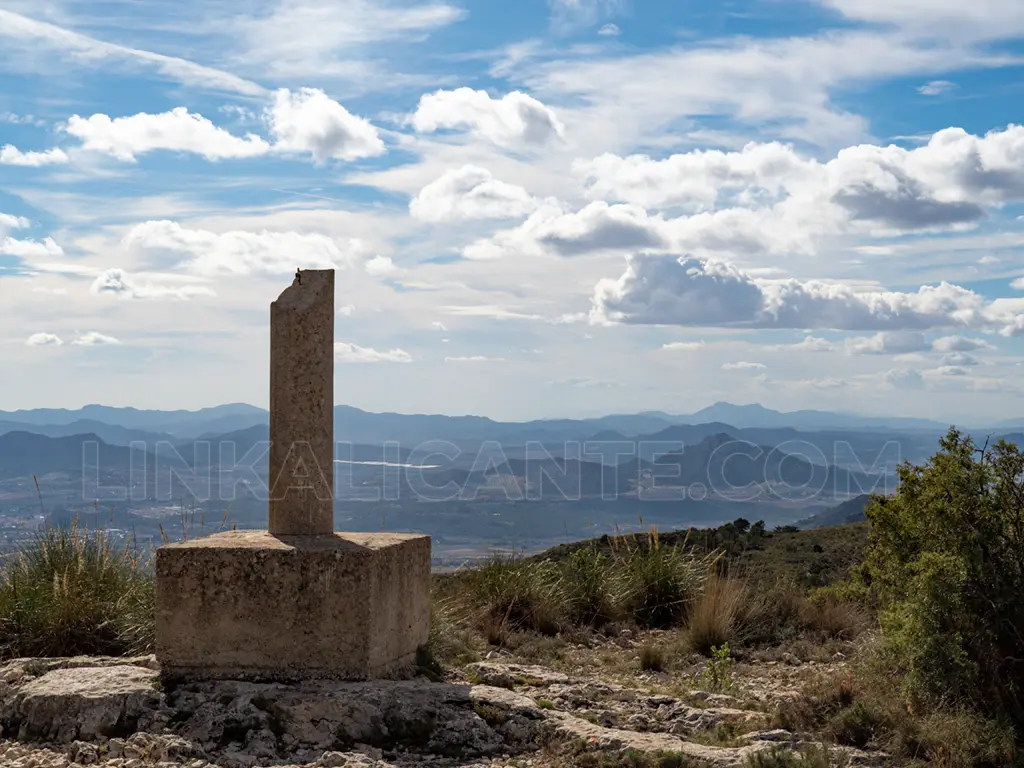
0;656;885;767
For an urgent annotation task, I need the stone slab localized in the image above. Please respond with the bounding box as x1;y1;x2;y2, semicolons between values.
154;530;431;681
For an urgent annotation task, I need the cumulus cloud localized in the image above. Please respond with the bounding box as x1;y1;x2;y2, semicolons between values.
0;213;29;233
845;331;929;355
0;236;64;258
124;220;361;276
25;332;63;347
722;361;765;370
932;335;994;352
338;304;355;316
576;125;1024;234
464;197;828;262
334;343;412;363
65;108;270;161
409;165;539;222
576;142;812;210
940;351;980;367
790;335;837;351
883;368;925;389
592;252;1024;335
444;355;505;362
411;87;565;147
364;255;399;276
0;145;69;166
62;89;383;164
71;332;122;346
264;87;385;162
90;268;216;300
598;22;621;36
463;201;668;260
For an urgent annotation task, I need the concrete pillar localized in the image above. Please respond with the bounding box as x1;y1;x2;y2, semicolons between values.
268;269;334;535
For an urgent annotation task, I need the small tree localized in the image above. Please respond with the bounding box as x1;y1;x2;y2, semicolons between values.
863;428;1024;724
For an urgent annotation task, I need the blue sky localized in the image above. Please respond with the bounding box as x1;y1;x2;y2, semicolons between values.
3;0;1024;422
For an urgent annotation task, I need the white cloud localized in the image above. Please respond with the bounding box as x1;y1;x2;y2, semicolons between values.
463;201;667;260
338;304;355;316
124;220;360;276
71;332;122;346
90;268;216;300
845;331;929;355
445;355;506;362
722;361;766;370
661;340;705;351
933;365;969;376
334;342;412;363
63;90;383;165
0;236;64;258
65;108;270;162
265;88;385;163
25;332;62;347
790;335;837;352
443;305;545;321
575;142;811;210
409;165;539;222
0;145;69;166
364;255;399;276
411;88;565;147
550;0;625;27
592;252;1024;335
980;256;1001;265
917;79;956;96
0;9;266;97
932;335;994;352
598;23;621;36
0;213;29;233
940;352;980;367
230;0;465;80
432;321;448;331
573;125;1024;233
883;367;925;389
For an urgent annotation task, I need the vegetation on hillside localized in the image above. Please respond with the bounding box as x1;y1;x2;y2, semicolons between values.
1;427;1022;765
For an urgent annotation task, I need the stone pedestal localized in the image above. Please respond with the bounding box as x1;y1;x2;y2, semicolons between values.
155;531;431;681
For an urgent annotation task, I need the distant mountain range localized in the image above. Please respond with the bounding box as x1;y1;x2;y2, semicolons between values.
0;400;986;447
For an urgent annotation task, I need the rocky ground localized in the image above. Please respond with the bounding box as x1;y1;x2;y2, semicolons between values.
0;641;887;768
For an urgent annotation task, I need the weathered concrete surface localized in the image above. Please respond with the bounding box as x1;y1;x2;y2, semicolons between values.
269;268;334;536
155;531;431;681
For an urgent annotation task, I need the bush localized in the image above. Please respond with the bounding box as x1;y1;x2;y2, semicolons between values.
862;428;1024;725
563;548;618;626
0;523;154;658
685;573;746;655
463;554;565;639
615;540;712;629
638;641;665;672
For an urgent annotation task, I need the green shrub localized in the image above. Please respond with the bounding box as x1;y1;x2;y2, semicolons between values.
463;554;565;639
563;548;618;626
697;643;735;692
0;523;154;658
862;429;1024;725
615;542;711;629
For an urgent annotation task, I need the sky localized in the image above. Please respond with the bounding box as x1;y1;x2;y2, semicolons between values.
2;0;1024;422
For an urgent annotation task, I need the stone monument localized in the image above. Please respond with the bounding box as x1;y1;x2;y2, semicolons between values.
155;269;431;681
